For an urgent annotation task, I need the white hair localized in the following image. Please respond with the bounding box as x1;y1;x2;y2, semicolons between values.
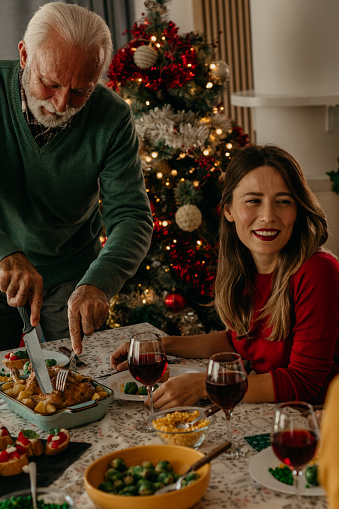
23;1;113;74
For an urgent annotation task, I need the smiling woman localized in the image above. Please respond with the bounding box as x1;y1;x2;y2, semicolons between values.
223;165;298;274
110;144;339;410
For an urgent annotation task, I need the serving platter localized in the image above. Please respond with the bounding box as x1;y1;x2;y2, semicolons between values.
0;376;114;432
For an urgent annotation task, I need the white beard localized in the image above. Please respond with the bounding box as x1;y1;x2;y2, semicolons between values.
22;65;84;128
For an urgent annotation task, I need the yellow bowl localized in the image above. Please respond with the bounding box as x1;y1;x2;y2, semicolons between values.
84;444;211;509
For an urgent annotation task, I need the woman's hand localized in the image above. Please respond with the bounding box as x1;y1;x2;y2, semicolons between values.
110;341;130;371
145;372;207;410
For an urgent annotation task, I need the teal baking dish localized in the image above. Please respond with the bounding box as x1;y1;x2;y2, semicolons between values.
0;377;114;432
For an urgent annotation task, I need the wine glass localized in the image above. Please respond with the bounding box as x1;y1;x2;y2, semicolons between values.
128;332;168;432
271;401;320;508
206;352;248;458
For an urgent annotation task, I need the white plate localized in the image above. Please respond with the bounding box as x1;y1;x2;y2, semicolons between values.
107;364;206;401
249;446;325;496
41;349;69;366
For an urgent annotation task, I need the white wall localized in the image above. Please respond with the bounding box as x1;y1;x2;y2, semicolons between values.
245;0;339;255
133;0;194;33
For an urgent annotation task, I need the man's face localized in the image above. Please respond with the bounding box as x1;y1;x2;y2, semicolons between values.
19;31;104;128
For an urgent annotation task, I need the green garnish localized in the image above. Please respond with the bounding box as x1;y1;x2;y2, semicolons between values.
21;429;40;439
49;428;61;435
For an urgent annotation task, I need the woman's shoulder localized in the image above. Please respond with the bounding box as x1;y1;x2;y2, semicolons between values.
292;250;339;285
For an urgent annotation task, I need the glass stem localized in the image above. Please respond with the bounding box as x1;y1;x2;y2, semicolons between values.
292;468;303;509
147;386;154;417
224;410;232;443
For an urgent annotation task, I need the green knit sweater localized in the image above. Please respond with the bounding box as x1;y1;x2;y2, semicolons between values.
0;60;153;298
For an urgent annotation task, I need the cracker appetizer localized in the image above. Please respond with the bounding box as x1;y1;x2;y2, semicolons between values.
0;444;28;476
0;426;13;451
15;430;44;458
45;428;70;455
2;350;29;370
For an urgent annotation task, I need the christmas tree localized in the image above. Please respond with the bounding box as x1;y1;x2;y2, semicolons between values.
105;0;249;335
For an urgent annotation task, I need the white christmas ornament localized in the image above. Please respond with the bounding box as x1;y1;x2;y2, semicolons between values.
133;45;158;69
175;204;202;232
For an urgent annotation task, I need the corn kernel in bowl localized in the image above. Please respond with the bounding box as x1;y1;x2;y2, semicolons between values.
150;407;215;449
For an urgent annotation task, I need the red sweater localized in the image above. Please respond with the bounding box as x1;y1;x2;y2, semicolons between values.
229;252;339;404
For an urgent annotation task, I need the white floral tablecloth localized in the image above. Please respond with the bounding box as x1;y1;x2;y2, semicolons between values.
0;323;328;508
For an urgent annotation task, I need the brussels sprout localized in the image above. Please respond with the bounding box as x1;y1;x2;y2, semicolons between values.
153;481;165;491
184;472;200;482
23;361;31;374
126;466;136;475
138;384;159;394
110;457;127;471
124;381;138;394
305;465;319;486
119;485;138;496
137;385;148;395
45;358;57;367
155;460;173;473
147;469;158;482
157;472;175;485
98;481;116;493
113;479;125;491
105;468;124;482
138;480;155;496
141;460;154;469
134;465;150;480
123;474;135;486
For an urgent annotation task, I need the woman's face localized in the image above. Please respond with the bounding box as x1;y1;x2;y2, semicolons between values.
224;165;298;273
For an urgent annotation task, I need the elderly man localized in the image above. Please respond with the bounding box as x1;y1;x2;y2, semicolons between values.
0;2;153;354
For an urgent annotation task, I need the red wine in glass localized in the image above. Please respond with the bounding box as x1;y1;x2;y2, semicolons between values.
206;352;248;458
206;371;248;411
128;352;168;386
272;429;318;469
271;402;320;508
128;332;167;432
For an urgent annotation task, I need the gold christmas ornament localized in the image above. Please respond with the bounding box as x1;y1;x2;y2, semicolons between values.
133;44;158;69
175;204;202;232
210;60;230;83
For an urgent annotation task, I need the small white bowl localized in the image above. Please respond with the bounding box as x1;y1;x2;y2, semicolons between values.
0;488;75;507
150;406;216;449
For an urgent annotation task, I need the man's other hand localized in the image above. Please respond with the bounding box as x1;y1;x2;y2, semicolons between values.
68;284;109;354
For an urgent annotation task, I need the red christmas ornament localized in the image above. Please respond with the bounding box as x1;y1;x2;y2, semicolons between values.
164;293;186;311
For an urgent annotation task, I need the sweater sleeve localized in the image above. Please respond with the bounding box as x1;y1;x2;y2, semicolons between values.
270;252;339;403
76;107;153;298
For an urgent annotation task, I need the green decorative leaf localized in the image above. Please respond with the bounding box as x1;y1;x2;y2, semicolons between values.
16;350;28;359
21;429;40;439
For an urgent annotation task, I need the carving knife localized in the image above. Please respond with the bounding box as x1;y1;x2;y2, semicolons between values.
18;305;53;394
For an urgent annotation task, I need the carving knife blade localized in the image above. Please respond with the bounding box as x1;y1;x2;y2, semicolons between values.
18;305;53;394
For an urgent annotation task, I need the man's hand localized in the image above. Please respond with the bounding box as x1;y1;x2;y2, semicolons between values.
68;284;109;354
0;253;43;327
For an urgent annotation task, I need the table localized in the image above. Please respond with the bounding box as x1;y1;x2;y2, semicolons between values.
0;323;328;508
